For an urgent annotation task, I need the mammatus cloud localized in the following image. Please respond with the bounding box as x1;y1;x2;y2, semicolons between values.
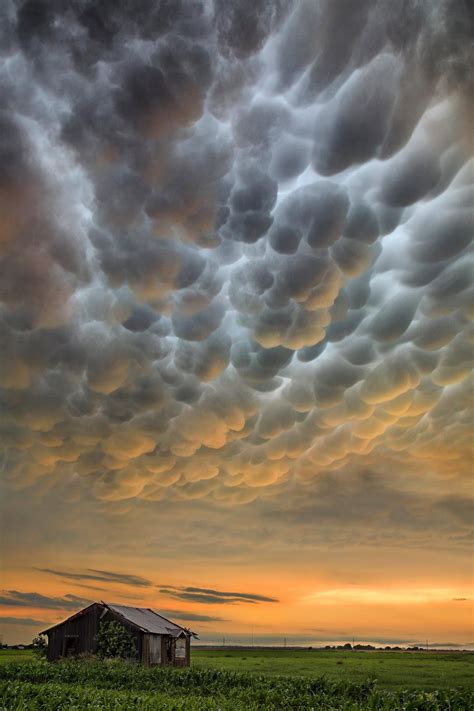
0;0;472;520
36;568;153;587
0;591;91;610
159;585;279;604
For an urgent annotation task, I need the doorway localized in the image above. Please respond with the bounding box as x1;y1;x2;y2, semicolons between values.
63;635;79;657
165;637;174;664
149;635;161;665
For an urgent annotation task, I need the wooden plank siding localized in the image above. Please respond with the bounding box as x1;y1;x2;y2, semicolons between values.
142;633;150;666
44;603;191;666
46;603;102;662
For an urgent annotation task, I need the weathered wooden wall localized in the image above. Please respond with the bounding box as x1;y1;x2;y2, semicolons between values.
46;604;143;662
46;603;102;661
45;604;190;666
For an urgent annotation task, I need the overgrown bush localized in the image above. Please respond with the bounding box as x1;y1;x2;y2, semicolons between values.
95;621;137;661
31;635;47;659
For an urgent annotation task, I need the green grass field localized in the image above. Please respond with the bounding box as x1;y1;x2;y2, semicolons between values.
192;648;474;691
0;650;34;664
0;649;472;709
1;648;473;690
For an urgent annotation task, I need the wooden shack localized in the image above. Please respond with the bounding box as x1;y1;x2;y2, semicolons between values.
41;602;194;666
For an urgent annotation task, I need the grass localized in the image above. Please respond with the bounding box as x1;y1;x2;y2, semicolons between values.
0;649;472;709
1;658;473;710
1;648;473;691
192;648;474;691
0;680;222;710
1;648;473;690
0;650;34;664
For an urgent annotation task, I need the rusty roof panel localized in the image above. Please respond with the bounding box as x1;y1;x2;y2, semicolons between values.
107;604;188;635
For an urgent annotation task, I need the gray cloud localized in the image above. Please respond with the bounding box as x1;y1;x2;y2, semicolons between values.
159;585;278;605
0;591;91;611
0;616;49;626
269;467;474;549
36;568;153;587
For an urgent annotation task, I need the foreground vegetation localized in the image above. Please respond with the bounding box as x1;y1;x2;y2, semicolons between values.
1;658;473;710
2;648;473;691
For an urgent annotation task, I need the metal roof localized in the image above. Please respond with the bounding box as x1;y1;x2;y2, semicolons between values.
41;602;192;636
106;604;189;636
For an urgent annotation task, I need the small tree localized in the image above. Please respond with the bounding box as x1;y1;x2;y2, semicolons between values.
32;634;48;659
95;621;137;661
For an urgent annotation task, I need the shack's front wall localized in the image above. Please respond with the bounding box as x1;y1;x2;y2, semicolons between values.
46;603;102;661
143;634;190;667
174;635;190;667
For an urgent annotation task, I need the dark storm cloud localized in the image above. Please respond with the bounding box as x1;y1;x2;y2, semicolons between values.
214;0;289;59
0;0;472;509
269;182;349;252
0;591;91;610
271;468;474;549
159;585;278;604
312;53;400;176
36;568;153;587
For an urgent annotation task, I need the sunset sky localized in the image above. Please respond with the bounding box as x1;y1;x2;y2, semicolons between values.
1;0;473;647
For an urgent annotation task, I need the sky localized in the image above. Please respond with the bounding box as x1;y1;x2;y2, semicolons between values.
0;0;473;647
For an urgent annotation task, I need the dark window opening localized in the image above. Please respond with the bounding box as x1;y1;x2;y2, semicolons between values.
64;636;79;657
165;638;174;664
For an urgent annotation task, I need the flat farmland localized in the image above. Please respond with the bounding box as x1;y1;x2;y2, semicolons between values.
1;648;473;689
1;649;473;709
0;650;34;664
192;648;474;691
